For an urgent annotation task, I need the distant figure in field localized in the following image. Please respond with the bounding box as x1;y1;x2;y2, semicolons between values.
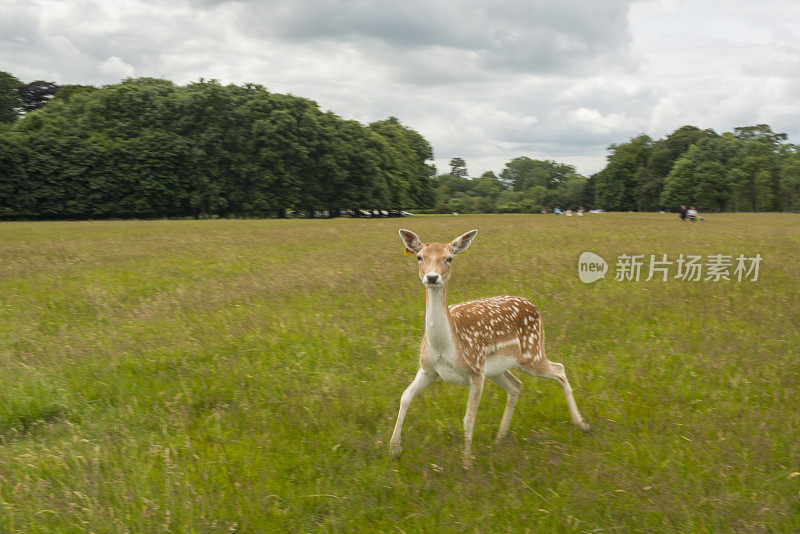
679;205;688;222
553;206;562;215
565;209;573;216
577;206;584;216
688;206;698;221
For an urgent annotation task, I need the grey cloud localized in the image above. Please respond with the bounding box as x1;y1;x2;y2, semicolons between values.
232;0;635;77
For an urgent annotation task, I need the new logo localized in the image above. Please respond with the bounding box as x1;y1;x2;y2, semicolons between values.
578;252;608;283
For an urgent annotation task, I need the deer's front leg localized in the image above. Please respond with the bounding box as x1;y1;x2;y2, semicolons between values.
462;372;485;468
389;368;436;458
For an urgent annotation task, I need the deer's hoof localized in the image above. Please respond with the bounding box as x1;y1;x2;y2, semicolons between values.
577;420;591;433
389;442;403;459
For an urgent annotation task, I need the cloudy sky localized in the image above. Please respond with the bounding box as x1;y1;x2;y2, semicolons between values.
2;0;799;176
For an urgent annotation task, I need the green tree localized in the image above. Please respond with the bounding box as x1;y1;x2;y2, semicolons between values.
779;151;800;211
551;173;589;208
694;161;729;211
524;185;549;212
729;124;786;211
500;157;574;191
661;135;739;211
369;117;436;210
449;157;468;178
636;125;717;210
581;174;597;209
0;133;27;216
595;134;652;211
52;84;98;104
734;124;788;145
471;172;504;199
0;71;22;123
495;190;524;212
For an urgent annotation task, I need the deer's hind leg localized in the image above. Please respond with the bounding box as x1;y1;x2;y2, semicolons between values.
489;370;522;442
520;358;590;432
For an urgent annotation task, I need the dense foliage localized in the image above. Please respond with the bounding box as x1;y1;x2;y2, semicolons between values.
0;75;435;219
596;124;800;212
0;72;22;124
437;124;800;214
433;159;593;214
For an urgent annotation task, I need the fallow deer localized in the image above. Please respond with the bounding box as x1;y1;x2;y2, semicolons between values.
389;229;590;467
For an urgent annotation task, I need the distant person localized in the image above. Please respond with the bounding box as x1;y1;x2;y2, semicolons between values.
553;206;562;215
577;206;584;216
679;205;688;222
688;206;698;221
565;208;573;216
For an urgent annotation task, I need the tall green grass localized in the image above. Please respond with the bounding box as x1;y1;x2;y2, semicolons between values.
0;214;798;532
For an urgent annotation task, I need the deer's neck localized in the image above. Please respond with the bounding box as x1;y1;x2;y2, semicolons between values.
425;285;455;355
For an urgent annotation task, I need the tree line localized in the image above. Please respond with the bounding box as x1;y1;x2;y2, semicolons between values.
0;73;434;219
432;157;594;214
597;124;800;212
435;124;800;214
2;70;799;219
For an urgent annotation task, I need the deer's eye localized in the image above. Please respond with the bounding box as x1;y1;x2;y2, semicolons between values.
445;257;453;264
416;255;422;261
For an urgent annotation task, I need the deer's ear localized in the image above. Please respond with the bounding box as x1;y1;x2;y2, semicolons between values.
399;229;423;254
449;229;477;254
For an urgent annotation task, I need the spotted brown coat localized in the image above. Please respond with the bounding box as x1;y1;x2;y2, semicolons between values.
389;229;590;467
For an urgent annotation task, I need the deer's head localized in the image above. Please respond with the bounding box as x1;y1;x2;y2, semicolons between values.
399;229;478;288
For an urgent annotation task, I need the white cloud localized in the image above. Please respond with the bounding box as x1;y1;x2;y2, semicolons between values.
98;56;135;78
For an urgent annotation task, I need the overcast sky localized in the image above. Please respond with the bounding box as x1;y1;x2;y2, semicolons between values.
2;0;799;176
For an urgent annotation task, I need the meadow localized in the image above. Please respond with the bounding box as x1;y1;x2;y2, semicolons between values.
0;213;798;532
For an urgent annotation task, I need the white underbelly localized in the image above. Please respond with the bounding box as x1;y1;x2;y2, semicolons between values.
434;362;470;385
484;354;520;377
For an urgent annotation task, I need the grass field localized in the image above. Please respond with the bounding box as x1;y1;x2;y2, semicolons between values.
0;213;798;532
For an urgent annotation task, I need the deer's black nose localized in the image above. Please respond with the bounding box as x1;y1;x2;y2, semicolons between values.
425;273;440;284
